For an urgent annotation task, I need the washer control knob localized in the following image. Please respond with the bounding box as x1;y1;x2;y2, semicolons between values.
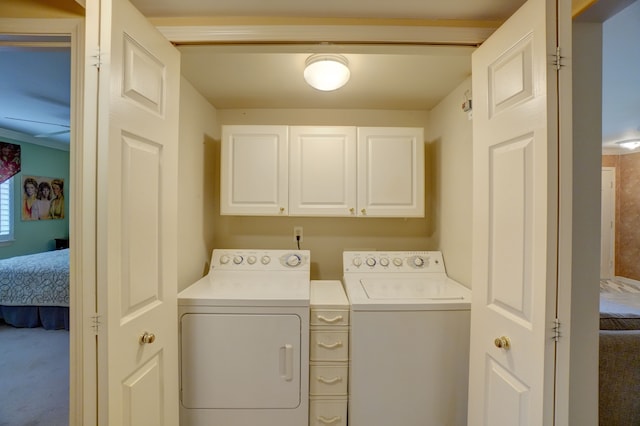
220;255;230;264
413;256;425;267
261;255;271;265
366;257;376;267
247;256;257;265
286;254;301;267
233;255;243;265
393;258;403;267
352;257;363;267
380;257;390;267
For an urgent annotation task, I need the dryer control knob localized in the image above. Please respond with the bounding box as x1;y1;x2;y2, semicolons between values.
413;256;425;267
247;256;257;265
352;257;363;267
233;255;243;265
286;254;301;267
220;255;230;264
380;257;390;267
261;255;271;265
393;257;403;267
366;257;376;267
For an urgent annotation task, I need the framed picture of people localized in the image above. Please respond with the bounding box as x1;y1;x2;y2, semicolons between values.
21;175;65;221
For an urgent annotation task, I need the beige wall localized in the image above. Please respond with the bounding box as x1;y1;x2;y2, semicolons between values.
427;77;473;287
213;108;434;280
567;21;602;426
0;0;83;17
177;77;220;291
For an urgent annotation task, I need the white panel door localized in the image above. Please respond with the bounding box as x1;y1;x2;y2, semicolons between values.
90;0;180;424
220;125;289;215
357;127;424;217
600;168;615;279
468;0;562;424
180;314;302;409
289;126;357;216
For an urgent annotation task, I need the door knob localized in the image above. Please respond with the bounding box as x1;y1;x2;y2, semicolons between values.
494;336;511;350
139;332;156;345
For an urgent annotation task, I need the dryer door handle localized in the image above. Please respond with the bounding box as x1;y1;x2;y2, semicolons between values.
279;344;294;381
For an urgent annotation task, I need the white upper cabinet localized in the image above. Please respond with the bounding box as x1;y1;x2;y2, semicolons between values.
220;125;424;217
289;126;357;216
220;125;289;215
357;127;424;217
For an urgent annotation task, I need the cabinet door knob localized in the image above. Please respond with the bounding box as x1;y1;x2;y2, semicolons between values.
279;207;285;213
361;208;367;215
494;336;511;350
349;208;355;215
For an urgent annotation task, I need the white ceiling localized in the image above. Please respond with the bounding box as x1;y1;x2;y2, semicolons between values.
131;0;523;21
0;0;638;149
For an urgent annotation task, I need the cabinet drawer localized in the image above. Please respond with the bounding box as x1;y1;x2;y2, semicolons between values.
310;330;349;361
311;309;349;326
309;397;348;426
310;364;348;395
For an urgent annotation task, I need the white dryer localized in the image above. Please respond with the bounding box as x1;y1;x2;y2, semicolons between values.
342;251;471;426
178;249;310;426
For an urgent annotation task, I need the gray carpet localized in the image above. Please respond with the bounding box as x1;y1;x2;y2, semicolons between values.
0;322;69;426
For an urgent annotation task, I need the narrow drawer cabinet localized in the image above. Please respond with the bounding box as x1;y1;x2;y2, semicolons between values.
309;395;348;426
310;280;350;425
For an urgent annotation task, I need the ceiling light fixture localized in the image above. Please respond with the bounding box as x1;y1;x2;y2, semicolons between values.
304;54;350;91
616;139;640;150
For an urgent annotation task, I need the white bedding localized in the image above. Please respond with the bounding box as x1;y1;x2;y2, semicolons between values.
0;249;69;307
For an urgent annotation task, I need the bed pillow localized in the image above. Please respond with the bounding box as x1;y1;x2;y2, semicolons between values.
600;312;640;330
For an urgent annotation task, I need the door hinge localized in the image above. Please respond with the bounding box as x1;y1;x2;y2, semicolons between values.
553;318;561;342
552;46;564;71
91;314;102;335
91;47;102;69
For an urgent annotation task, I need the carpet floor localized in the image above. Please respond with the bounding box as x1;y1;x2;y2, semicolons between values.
0;322;69;426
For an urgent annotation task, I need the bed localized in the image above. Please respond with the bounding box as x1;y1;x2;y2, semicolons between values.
599;285;640;426
0;249;69;330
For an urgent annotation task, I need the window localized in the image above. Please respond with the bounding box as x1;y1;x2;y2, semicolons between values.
0;177;14;242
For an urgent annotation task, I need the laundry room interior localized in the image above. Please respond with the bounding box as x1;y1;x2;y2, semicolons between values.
176;51;473;292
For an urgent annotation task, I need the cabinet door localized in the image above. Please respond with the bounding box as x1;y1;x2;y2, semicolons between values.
220;125;289;215
357;127;424;217
289;126;357;216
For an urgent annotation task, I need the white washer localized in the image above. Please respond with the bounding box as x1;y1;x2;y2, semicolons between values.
342;251;471;426
178;249;310;426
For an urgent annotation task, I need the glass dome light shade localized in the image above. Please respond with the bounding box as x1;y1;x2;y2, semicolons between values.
304;54;350;91
617;139;640;150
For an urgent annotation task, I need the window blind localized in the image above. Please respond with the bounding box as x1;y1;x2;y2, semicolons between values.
0;177;13;241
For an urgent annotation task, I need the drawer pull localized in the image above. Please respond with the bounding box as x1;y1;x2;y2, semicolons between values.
317;315;343;323
317;341;343;349
316;375;343;384
317;415;341;424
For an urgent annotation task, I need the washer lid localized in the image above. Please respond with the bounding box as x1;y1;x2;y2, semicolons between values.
178;273;310;307
343;276;471;311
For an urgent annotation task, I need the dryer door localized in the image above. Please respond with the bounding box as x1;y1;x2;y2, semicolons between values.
181;313;301;409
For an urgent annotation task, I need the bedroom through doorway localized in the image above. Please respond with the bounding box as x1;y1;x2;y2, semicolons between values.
0;34;72;425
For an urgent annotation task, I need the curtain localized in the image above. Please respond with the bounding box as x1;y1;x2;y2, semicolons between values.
0;142;21;183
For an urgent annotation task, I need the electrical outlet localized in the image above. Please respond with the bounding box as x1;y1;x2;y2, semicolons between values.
293;226;303;243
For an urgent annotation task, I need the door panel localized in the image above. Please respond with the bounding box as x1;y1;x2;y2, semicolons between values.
488;135;534;325
468;0;559;424
600;168;615;279
220;125;289;215
91;0;180;424
289;126;357;216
